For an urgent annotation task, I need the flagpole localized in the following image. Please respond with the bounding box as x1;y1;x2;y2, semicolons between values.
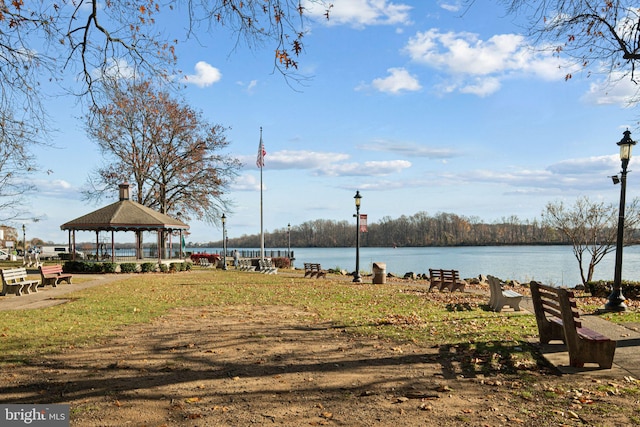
259;127;265;261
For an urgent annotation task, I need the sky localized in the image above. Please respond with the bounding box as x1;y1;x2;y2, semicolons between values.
14;0;640;246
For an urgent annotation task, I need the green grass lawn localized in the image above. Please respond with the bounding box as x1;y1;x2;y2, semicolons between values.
0;270;539;365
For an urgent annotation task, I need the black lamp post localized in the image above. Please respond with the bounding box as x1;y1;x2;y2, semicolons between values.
221;213;228;270
353;191;362;283
22;224;26;254
606;129;636;312
287;223;291;268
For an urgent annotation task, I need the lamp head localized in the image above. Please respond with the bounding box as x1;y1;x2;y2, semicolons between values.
354;190;362;208
617;129;636;161
221;213;226;224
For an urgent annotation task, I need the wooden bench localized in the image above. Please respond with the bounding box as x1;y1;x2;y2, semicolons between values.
39;264;73;287
487;275;523;312
1;268;40;296
304;263;326;278
428;269;466;292
530;281;616;369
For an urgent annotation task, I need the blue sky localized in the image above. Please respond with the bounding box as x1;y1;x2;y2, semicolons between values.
17;1;640;245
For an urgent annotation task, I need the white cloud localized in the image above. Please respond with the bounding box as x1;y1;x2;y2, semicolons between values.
23;179;81;202
458;77;501;97
457;155;623;192
582;71;640;107
184;61;222;87
369;67;422;94
439;1;462;13
92;58;135;81
303;0;412;28
316;160;412;177
239;149;411;178
240;150;350;170
403;29;576;96
231;174;262;191
546;155;619;175
361;139;458;158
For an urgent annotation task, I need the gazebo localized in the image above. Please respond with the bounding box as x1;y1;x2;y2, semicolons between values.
61;183;189;264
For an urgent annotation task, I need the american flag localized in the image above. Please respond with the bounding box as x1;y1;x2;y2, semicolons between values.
256;132;266;168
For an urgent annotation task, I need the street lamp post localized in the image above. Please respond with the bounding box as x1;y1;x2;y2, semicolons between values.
606;130;636;312
22;224;26;254
287;223;291;269
353;191;362;283
221;213;228;270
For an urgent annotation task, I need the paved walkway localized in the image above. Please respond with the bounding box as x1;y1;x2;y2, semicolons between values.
0;273;127;311
1;273;639;378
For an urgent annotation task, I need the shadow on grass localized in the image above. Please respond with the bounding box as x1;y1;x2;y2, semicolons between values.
0;317;557;406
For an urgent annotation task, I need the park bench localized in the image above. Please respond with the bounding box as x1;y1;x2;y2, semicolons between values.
198;258;213;268
1;267;40;296
239;259;256;271
258;259;278;274
428;269;466;292
530;281;616;369
39;264;73;287
304;263;326;278
487;275;523;312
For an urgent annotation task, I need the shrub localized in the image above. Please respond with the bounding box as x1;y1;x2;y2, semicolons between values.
190;253;220;264
141;262;156;273
63;261;86;273
172;262;187;272
586;280;640;300
184;262;192;271
272;257;290;269
120;263;138;273
90;263;104;273
159;263;169;273
102;263;118;273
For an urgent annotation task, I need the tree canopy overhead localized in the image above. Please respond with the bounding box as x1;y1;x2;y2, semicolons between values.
0;0;328;221
499;1;640;86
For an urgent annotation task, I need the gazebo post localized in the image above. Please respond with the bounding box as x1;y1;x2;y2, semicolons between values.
157;231;162;265
111;230;115;262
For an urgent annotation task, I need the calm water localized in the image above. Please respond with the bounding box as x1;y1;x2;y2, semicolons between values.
190;245;640;287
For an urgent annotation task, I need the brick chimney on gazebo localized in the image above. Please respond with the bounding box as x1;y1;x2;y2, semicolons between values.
119;183;130;201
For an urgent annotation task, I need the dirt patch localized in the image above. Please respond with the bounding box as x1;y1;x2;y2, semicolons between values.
0;304;638;426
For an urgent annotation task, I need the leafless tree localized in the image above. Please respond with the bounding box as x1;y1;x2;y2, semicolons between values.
84;80;241;225
498;1;640;89
542;196;640;285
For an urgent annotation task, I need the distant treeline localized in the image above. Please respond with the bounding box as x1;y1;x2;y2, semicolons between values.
196;211;572;248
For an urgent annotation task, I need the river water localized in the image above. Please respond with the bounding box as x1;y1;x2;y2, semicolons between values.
190;245;640;287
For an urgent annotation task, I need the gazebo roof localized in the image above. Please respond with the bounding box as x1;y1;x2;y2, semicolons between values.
61;199;189;232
